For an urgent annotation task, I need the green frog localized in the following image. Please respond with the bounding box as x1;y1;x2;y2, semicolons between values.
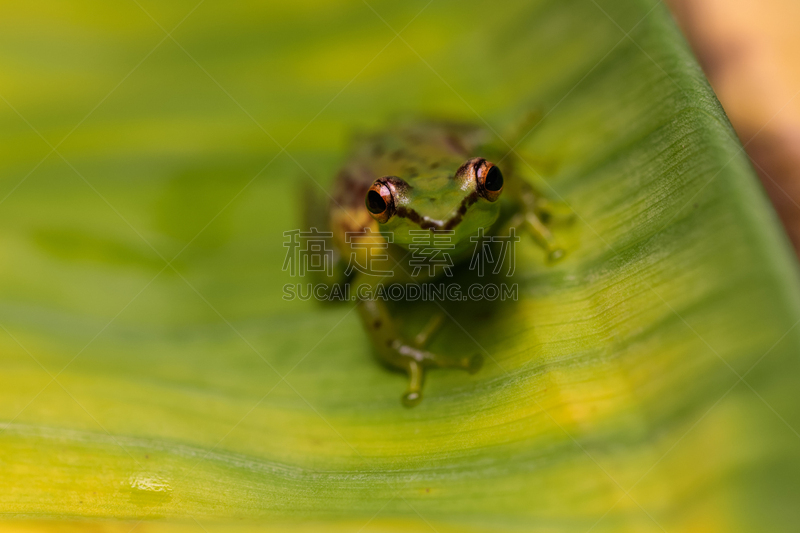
313;119;568;407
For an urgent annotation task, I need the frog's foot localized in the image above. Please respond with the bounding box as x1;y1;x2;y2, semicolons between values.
397;346;484;408
402;360;424;407
499;211;565;263
523;212;567;264
535;197;575;224
461;353;484;374
547;247;566;264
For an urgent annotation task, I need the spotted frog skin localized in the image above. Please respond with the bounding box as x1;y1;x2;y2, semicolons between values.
320;120;567;406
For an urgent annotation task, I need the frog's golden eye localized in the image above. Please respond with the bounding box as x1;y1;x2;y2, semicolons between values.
474;159;504;202
366;179;396;224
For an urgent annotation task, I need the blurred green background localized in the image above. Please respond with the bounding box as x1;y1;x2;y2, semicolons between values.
2;0;800;531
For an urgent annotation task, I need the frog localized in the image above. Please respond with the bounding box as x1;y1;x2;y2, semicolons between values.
310;119;570;407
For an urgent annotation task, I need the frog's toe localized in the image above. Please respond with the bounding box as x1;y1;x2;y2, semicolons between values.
465;353;483;374
402;390;423;408
547;248;566;263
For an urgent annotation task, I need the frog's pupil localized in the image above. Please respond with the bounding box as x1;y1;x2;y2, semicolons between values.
367;190;387;213
485;166;503;191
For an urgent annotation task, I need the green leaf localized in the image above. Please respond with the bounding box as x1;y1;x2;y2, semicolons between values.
2;0;800;531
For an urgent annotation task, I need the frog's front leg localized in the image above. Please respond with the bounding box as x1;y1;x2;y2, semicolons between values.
501;209;565;264
499;176;572;263
524;210;566;263
534;197;575;224
354;277;482;407
413;312;444;348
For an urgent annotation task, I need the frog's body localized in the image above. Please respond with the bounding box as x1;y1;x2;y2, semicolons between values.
318;119;567;406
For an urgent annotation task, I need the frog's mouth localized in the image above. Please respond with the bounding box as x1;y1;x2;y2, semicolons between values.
396;192;480;231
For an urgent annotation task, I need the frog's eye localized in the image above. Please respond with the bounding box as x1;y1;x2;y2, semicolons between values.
475;160;503;202
366;179;396;224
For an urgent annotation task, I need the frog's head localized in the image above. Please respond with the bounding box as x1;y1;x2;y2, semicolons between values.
364;157;503;253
